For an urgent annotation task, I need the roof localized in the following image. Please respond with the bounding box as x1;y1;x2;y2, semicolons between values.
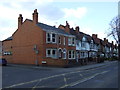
92;37;100;45
70;28;92;42
36;22;75;37
3;36;12;41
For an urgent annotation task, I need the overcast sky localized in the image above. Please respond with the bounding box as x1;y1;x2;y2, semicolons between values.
0;0;119;44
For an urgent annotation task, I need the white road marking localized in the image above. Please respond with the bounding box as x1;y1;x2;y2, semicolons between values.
57;70;110;89
32;80;42;90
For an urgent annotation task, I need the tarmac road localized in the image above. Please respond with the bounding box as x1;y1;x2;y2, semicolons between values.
2;61;119;89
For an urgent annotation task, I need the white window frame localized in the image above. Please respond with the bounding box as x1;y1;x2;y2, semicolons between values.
58;48;62;58
62;48;67;59
46;32;56;44
58;36;61;44
68;37;76;46
68;37;72;46
51;33;56;43
46;33;51;43
46;48;57;59
52;49;57;58
68;50;76;59
63;37;66;45
72;38;76;46
46;49;51;57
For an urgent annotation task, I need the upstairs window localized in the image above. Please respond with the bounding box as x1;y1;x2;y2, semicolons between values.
63;37;66;45
68;37;72;45
81;42;85;48
68;37;76;46
47;33;51;43
46;32;56;43
52;33;56;43
72;38;75;45
58;36;61;44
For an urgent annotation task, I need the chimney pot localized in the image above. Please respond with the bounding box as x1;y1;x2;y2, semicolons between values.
65;21;70;33
18;14;23;28
33;9;38;24
92;34;97;38
75;26;79;33
112;41;114;44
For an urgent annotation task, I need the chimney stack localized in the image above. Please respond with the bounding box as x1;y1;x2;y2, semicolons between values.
104;38;106;41
66;21;70;28
65;21;70;33
112;41;114;45
92;34;97;39
18;14;23;28
75;26;80;33
32;9;38;24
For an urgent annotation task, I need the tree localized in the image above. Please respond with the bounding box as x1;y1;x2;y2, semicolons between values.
108;16;120;60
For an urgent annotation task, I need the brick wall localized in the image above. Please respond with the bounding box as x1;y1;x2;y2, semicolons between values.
2;40;12;63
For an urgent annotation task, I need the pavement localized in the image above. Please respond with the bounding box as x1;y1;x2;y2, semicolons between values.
7;60;116;71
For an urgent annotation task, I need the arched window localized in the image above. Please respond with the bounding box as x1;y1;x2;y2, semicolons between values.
58;48;62;59
63;48;67;59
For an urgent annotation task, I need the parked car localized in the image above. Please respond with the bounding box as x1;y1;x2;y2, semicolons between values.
0;58;7;66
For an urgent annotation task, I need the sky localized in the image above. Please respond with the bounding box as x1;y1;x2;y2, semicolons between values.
0;0;119;44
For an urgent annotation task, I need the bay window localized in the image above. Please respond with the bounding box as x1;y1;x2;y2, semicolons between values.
68;50;75;59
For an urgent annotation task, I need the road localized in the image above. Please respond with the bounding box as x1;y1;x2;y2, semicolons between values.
2;61;119;89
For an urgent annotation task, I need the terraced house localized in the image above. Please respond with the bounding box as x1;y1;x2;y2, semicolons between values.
2;9;118;67
59;23;118;64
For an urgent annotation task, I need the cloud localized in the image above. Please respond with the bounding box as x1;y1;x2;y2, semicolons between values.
0;0;57;41
38;4;64;21
62;7;87;19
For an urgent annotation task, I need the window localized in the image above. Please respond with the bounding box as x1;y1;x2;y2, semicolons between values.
72;38;75;45
3;51;12;55
46;49;57;58
81;42;85;47
68;50;76;59
81;52;85;58
58;36;61;44
52;33;56;43
52;49;57;58
63;37;66;45
68;37;71;45
90;40;94;49
72;51;75;59
68;37;75;46
58;49;62;58
68;51;72;59
46;33;56;43
46;49;51;57
62;49;66;59
46;33;51;43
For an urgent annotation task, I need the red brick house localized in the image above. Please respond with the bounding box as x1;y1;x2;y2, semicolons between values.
2;9;76;67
